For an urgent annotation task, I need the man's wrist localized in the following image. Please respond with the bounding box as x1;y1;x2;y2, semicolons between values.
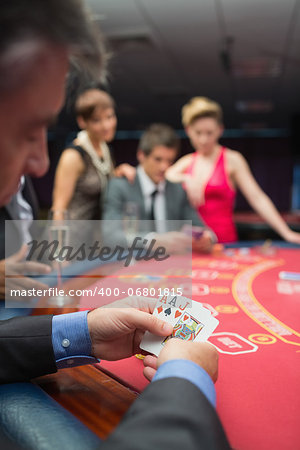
153;359;216;407
52;310;99;369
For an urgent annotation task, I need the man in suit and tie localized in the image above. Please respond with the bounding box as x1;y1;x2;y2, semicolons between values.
0;176;39;260
0;177;51;302
103;123;215;253
0;2;229;449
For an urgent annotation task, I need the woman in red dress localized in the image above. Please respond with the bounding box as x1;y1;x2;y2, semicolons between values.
167;97;300;244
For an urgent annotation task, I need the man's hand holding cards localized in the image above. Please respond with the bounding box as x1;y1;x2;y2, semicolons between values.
140;295;219;357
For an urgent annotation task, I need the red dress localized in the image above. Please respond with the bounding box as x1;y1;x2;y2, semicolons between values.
185;147;237;243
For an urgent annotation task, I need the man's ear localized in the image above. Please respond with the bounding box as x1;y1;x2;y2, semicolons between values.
76;115;86;130
137;149;145;164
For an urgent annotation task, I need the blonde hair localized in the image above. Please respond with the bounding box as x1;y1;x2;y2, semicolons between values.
182;97;223;127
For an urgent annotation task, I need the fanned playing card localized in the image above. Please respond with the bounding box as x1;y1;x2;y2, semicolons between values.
140;295;219;356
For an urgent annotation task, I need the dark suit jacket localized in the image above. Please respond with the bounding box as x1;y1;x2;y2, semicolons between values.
0;315;57;384
0;314;229;449
0;176;39;260
0;208;21;260
102;175;204;225
101;377;230;449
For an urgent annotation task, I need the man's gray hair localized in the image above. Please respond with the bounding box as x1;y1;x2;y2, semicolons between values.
0;0;107;93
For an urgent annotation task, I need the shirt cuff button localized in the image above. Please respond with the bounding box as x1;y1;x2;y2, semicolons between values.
62;338;70;348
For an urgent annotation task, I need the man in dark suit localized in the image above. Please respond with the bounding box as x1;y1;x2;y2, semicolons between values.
103;123;215;253
0;1;229;449
0;176;51;301
0;176;39;260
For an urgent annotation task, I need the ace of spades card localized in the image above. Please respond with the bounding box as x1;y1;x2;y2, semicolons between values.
140;295;219;356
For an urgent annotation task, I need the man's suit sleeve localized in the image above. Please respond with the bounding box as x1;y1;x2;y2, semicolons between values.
101;377;230;450
101;178;130;248
0;315;57;384
102;178;126;221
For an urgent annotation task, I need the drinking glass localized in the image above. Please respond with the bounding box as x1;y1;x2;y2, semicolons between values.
47;210;72;306
123;202;139;242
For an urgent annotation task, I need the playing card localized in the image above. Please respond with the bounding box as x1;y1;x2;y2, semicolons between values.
149;294;210;325
181;224;204;240
140;295;219;356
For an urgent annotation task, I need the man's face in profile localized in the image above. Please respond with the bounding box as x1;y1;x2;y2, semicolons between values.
0;43;68;206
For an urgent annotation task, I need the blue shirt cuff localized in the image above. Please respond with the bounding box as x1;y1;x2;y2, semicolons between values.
52;311;99;369
152;359;216;407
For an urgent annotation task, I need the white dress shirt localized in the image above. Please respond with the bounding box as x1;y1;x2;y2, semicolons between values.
137;166;167;233
6;176;33;244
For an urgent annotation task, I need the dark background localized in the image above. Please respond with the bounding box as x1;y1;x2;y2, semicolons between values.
32;0;300;214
